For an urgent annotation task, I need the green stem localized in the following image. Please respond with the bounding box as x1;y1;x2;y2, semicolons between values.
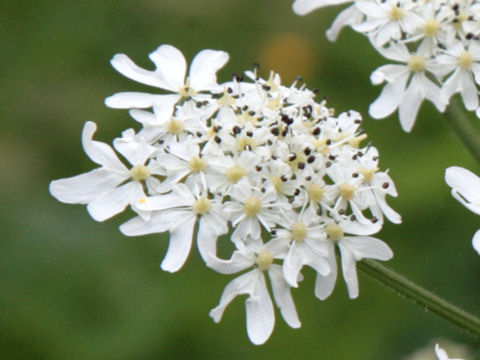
444;97;480;166
358;259;480;338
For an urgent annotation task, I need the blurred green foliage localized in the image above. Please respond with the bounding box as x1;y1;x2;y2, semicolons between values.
1;0;479;359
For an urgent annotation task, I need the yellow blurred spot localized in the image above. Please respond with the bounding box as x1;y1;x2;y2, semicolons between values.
258;33;316;84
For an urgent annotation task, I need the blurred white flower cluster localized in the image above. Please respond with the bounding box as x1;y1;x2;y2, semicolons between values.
293;0;480;131
49;44;400;344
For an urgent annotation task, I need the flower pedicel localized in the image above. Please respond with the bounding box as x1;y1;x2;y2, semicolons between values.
49;44;400;344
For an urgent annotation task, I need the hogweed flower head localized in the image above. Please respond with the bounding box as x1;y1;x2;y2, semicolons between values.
49;44;400;344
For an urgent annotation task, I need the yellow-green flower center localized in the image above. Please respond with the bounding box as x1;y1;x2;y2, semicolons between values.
193;197;212;215
424;19;440;37
226;165;247;184
458;51;473;70
326;223;344;241
359;167;379;183
167;118;185;134
408;55;426;72
130;164;151;182
389;5;404;21
178;77;197;97
339;183;356;200
243;197;261;216
307;183;324;202
188;156;207;173
270;176;283;193
256;250;273;270
236;137;256;151
291;222;307;242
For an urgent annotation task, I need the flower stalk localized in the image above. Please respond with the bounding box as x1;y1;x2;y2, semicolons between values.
444;97;480;167
358;259;480;338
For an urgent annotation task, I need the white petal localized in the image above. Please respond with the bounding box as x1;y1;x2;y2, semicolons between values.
326;5;362;41
114;136;157;166
369;74;408;119
399;78;423;132
245;271;275;345
105;92;179;110
209;270;257;323
445;166;480;210
292;0;352;15
373;192;402;224
81;121;127;171
110;53;170;89
434;344;450;360
119;212;171;236
196;216;221;263
459;71;479;111
49;168;126;204
472;229;480;255
283;244;304;287
370;64;407;85
87;181;138;221
314;243;337;300
161;215;196;272
189;50;229;91
341;236;393;261
338;243;359;299
148;44;187;92
269;265;301;329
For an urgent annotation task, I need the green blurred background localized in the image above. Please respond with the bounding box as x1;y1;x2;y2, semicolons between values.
1;0;480;359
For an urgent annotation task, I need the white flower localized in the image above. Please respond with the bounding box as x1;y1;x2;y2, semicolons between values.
436;41;480;111
105;44;229;116
369;42;446;132
223;178;290;244
120;183;227;272
209;238;300;345
435;344;464;360
445;166;480;255
273;207;330;287
353;0;421;47
316;218;393;299
49;121;163;222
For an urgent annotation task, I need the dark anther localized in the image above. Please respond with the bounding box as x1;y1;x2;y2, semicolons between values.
270;127;280;136
382;182;389;189
289;154;297;161
307;155;315;164
233;125;241;135
304;147;312;155
297;162;306;170
214;136;221;144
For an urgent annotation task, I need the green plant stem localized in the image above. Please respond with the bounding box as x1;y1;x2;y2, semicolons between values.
358;259;480;338
444;97;480;166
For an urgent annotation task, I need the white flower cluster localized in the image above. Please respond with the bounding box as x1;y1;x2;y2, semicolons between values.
49;44;400;345
445;166;480;254
293;0;480;132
